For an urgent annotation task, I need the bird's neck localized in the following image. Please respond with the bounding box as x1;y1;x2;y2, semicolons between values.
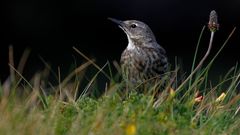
127;37;157;50
127;39;135;50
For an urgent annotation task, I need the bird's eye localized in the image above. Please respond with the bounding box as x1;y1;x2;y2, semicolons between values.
130;24;137;28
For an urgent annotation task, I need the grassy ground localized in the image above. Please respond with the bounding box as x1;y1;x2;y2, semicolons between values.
0;65;239;135
0;22;240;135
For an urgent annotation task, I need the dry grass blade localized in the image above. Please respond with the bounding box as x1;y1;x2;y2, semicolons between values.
60;61;92;87
9;45;15;83
58;67;62;99
235;105;240;116
79;62;108;99
8;64;33;89
25;73;41;109
73;46;111;80
17;48;31;75
39;56;58;80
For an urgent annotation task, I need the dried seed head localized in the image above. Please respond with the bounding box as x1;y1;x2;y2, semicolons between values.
208;10;219;32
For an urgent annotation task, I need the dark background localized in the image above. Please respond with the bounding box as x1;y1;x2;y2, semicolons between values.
1;0;240;82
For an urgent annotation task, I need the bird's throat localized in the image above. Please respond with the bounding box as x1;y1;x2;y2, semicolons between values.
127;41;136;50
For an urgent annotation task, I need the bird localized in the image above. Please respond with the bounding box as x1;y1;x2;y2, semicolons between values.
109;18;168;88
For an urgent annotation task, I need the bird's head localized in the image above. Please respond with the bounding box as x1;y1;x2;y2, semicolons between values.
108;18;156;45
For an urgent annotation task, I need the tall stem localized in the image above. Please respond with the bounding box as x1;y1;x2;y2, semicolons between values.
176;31;215;92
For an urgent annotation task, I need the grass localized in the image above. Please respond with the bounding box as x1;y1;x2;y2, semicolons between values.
1;19;240;135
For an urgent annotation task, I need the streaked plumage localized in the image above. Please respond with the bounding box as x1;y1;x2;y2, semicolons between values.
109;18;168;86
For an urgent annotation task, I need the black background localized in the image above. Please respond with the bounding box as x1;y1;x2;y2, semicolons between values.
1;0;240;81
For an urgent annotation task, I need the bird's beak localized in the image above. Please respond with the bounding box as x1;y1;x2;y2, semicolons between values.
108;17;128;33
108;18;124;26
